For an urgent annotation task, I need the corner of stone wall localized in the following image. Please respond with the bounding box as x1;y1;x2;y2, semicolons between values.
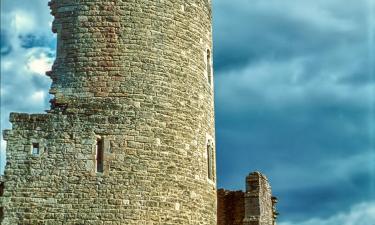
217;172;278;225
243;171;278;225
3;113;56;177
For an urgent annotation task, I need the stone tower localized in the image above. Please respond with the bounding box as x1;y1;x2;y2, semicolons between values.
1;0;216;224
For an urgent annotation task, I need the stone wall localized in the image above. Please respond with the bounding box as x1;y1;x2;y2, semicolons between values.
217;172;278;225
243;172;278;225
1;0;216;224
0;176;4;223
217;189;245;225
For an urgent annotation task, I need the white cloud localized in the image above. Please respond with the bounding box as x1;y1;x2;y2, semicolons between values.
279;202;375;225
30;91;46;103
11;11;36;33
27;52;53;75
0;140;6;174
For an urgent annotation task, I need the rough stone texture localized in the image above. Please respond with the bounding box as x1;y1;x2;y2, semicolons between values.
0;176;4;223
1;0;216;224
244;172;278;225
217;189;244;225
217;172;278;225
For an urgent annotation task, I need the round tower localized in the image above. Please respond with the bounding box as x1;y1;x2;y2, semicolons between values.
41;0;214;224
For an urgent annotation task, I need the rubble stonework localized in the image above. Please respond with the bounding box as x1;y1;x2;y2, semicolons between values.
243;172;278;225
0;176;4;223
217;189;245;225
1;0;216;224
217;172;278;225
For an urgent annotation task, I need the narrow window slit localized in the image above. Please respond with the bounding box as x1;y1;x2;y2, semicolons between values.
207;49;212;85
96;138;104;173
207;141;214;180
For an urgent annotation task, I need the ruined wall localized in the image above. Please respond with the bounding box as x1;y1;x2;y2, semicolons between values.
217;189;245;225
217;172;278;225
1;0;216;224
244;172;277;225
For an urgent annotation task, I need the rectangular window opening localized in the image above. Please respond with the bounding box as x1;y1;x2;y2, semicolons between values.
32;143;40;155
0;206;3;222
207;143;213;180
0;181;4;197
96;139;104;173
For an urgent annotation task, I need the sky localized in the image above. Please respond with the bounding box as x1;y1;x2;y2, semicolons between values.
1;0;375;225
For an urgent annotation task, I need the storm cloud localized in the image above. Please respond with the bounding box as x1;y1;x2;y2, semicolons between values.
212;0;375;223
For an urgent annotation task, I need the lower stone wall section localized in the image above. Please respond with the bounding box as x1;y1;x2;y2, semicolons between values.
217;189;245;225
2;113;217;225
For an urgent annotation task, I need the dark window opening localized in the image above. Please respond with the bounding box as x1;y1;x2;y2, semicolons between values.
207;142;214;180
207;49;212;85
32;143;40;155
96;139;104;173
0;181;4;196
0;207;3;222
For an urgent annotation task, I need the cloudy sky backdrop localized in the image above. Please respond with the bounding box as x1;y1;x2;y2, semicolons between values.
1;0;374;224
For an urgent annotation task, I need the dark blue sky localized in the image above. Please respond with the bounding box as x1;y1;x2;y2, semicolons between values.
212;0;375;223
1;0;375;224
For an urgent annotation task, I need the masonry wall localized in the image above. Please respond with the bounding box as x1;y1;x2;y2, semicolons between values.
217;189;245;225
217;172;278;225
0;176;4;223
2;0;216;224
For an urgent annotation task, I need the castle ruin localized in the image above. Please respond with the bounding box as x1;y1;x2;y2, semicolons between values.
1;1;276;224
217;172;278;225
